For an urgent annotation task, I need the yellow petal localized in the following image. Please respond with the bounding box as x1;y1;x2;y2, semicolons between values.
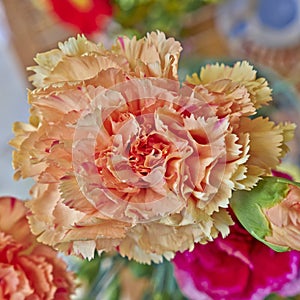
187;61;272;109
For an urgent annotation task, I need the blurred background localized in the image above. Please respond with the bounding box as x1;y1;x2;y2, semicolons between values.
1;0;300;299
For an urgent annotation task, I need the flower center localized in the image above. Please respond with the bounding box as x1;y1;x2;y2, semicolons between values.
128;133;171;176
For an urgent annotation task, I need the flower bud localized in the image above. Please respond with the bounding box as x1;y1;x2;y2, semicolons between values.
231;176;300;252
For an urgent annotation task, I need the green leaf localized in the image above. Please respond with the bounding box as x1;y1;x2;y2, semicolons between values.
230;176;300;252
264;293;300;300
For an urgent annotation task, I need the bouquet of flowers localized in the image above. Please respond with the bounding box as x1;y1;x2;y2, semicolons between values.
3;31;300;299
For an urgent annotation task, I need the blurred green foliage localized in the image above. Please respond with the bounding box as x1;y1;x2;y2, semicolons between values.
74;253;186;299
265;294;300;300
112;0;222;37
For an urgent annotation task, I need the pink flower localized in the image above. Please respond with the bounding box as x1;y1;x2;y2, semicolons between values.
0;196;76;299
173;221;300;300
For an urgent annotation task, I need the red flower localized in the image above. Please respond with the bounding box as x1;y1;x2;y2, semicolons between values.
173;221;300;300
49;0;113;34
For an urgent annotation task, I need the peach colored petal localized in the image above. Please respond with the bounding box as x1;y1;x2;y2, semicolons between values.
28;35;103;88
10;121;41;180
265;185;300;250
42;56;122;86
27;183;61;225
27;182;131;259
59;174;97;213
28;49;64;88
28;89;93;123
237;117;287;189
58;35;102;55
28;33;179;90
266;226;300;251
187;61;272;109
228;132;251;189
113;31;182;79
11;130;48;180
193;79;256;123
184;62;291;192
119;208;233;264
279;122;296;159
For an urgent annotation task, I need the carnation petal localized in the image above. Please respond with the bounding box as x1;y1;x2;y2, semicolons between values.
114;31;182;79
237;117;290;189
58;34;100;56
187;61;272;108
73;240;96;260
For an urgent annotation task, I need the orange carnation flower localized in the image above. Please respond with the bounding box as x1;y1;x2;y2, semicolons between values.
11;33;294;263
0;196;76;299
